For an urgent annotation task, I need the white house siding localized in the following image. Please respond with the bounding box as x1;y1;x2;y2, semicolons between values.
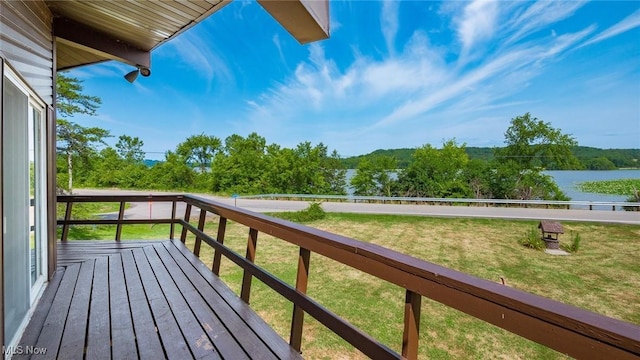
0;0;54;106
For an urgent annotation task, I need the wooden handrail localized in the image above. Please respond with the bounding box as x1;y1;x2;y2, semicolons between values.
56;194;640;359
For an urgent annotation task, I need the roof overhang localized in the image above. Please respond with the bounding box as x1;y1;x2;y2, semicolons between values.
258;0;330;45
54;17;151;70
47;0;330;72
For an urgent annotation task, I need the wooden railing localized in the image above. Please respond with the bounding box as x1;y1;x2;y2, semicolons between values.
57;194;640;359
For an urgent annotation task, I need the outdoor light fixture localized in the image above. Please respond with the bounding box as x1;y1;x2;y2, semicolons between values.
124;66;151;83
124;69;139;83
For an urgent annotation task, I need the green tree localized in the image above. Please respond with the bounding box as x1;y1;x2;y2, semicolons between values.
89;145;150;189
495;113;579;170
56;73;105;193
464;159;492;198
351;156;397;196
56;119;110;193
56;73;102;117
262;144;295;193
396;139;471;198
267;141;346;195
176;133;222;173
211;135;346;195
211;133;267;193
584;156;617;170
146;151;196;190
492;113;577;200
89;147;122;187
324;149;348;195
116;135;145;163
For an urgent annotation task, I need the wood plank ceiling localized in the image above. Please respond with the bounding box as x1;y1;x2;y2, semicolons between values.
47;0;330;73
47;0;230;70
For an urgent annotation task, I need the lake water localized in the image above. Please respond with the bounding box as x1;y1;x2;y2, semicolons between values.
545;170;640;202
344;169;640;201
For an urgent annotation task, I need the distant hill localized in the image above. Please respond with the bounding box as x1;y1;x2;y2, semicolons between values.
341;148;415;168
143;159;161;167
572;147;639;169
341;146;639;170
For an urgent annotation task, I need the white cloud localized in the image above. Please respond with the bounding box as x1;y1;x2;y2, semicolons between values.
272;33;289;68
581;8;640;47
163;31;233;85
504;1;587;45
235;1;639;153
375;46;533;127
456;0;499;58
380;0;399;56
537;25;595;59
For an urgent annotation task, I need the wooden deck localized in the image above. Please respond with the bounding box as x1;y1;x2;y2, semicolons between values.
16;240;302;360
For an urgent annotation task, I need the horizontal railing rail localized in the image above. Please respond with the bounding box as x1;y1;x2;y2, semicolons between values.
56;194;640;359
236;193;640;211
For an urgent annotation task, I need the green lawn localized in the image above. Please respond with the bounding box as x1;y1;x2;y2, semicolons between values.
63;214;640;359
56;201;127;220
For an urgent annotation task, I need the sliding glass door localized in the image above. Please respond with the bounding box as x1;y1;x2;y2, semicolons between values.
3;66;47;345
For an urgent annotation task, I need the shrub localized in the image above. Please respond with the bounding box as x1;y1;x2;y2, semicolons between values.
274;202;326;223
562;232;582;253
519;227;545;250
623;187;640;211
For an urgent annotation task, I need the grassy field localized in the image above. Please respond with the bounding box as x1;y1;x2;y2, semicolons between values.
56;201;125;219
65;214;640;359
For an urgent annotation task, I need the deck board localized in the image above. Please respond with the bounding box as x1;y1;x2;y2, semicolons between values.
154;243;251;360
86;256;111;360
120;250;164;360
59;259;95;359
13;268;65;360
57;240;163;267
165;241;303;360
109;253;138;359
34;263;81;359
132;247;193;359
143;245;221;360
19;240;301;359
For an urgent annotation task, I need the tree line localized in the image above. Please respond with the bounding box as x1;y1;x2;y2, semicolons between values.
58;130;347;195
57;74;603;201
342;146;639;170
351;113;576;200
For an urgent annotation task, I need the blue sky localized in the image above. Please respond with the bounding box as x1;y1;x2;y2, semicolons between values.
67;0;640;160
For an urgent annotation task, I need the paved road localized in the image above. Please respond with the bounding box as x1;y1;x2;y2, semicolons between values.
74;189;640;225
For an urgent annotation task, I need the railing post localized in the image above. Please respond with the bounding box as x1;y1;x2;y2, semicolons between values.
170;200;177;239
180;203;192;243
193;209;206;257
115;201;126;241
240;228;259;304
402;290;421;360
61;201;73;241
212;217;227;275
290;247;311;352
